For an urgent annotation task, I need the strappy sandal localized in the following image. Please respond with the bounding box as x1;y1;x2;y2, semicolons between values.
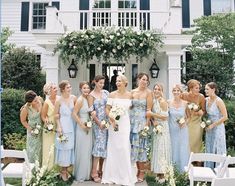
137;170;145;183
91;173;101;183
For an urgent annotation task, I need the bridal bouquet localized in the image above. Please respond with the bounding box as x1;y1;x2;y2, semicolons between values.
188;103;200;112
176;117;186;127
200;118;212;129
139;126;150;138
153;125;163;135
84;119;93;134
44;121;54;133
31;124;42;137
109;105;125;132
101;120;110;129
57;134;68;143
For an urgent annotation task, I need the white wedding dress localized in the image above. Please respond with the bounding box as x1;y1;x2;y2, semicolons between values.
102;98;137;186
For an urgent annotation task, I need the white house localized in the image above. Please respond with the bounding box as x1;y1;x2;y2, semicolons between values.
2;0;235;97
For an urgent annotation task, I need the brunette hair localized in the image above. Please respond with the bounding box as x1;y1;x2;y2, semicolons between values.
25;90;37;103
59;80;70;92
137;72;150;86
187;79;201;91
94;75;105;82
79;81;90;90
206;82;218;94
118;74;128;87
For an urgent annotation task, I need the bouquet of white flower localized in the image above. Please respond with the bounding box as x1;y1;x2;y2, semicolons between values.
57;134;68;143
101;120;110;129
44;121;54;133
139;126;150;138
84;119;93;134
109;105;126;131
176;117;186;127
188;103;200;112
200;118;212;129
31;124;41;137
153;125;163;135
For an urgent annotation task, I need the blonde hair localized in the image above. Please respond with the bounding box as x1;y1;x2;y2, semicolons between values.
172;84;183;93
118;75;128;87
153;83;164;97
43;82;56;96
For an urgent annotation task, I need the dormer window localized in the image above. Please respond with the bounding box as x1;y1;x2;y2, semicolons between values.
32;3;48;29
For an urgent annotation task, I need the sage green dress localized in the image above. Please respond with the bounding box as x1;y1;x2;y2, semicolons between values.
26;105;42;164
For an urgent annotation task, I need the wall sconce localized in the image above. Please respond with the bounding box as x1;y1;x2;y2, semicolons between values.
149;59;160;78
67;59;78;78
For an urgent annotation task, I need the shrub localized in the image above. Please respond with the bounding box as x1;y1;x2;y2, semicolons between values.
3;133;26;150
1;88;26;142
2;47;46;96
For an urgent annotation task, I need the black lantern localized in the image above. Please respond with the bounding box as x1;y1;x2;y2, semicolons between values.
149;59;160;78
67;59;78;78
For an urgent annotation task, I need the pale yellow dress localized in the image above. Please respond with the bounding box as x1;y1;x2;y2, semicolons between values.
42;99;56;169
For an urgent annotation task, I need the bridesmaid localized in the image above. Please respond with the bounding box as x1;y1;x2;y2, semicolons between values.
20;90;42;164
41;82;58;169
148;83;171;178
204;82;227;168
72;82;93;182
168;84;190;172
181;79;205;153
89;75;109;182
130;72;152;182
54;80;76;181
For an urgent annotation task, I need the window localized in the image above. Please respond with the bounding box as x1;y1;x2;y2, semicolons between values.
118;0;137;9
32;3;48;29
211;0;232;14
93;0;111;9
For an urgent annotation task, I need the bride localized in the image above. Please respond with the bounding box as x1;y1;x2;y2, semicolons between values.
102;75;137;186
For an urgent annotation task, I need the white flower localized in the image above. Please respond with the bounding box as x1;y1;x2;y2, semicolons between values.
200;121;206;128
47;123;53;131
144;126;149;131
121;30;126;34
158;178;166;183
73;45;77;49
117;33;120;36
128;43;133;46
33;128;39;135
101;120;106;125
193;104;199;111
140;43;143;47
109;35;114;39
36;124;41;129
117;46;121;50
112;49;117;53
97;47;101;51
91;35;95;39
177;117;185;125
146;33;151;37
188;103;194;110
206;119;212;125
104;50;107;53
155;125;163;134
86;121;92;128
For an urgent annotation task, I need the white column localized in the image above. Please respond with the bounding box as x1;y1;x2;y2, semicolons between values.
111;0;118;26
43;52;59;85
166;51;182;99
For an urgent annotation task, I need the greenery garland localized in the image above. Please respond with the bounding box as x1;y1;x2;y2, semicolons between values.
55;27;163;64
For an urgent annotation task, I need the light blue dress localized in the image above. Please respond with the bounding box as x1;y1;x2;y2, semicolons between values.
168;103;189;172
74;97;93;181
130;99;148;162
55;97;75;167
92;90;109;158
151;99;171;174
205;97;226;168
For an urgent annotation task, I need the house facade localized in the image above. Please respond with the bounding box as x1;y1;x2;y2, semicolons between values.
2;0;235;97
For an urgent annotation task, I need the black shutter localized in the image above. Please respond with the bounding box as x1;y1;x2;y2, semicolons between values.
20;2;29;31
52;1;60;10
140;0;150;10
203;0;211;16
182;0;190;28
80;0;89;10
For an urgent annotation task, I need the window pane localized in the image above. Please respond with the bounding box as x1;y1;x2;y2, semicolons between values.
118;1;124;8
105;0;111;8
211;0;231;14
125;1;130;8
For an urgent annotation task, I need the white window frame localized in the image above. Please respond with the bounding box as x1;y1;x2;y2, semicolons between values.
32;2;49;30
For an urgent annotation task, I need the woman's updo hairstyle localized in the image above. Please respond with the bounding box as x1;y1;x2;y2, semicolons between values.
59;80;70;92
25;90;37;103
187;79;201;91
206;82;218;94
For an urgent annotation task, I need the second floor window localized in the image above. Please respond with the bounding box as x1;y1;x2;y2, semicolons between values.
118;0;137;9
93;0;111;9
211;0;232;14
32;3;48;29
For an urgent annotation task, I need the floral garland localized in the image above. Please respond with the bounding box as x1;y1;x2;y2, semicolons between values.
54;27;163;63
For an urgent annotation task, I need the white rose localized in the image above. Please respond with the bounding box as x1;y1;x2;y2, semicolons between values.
179;117;185;125
144;126;149;131
117;33;120;36
33;129;39;135
200;121;206;128
188;103;194;110
47;124;54;130
109;35;114;39
105;123;109;129
193;104;199;111
86;121;92;128
36;125;41;129
156;125;163;133
101;120;106;125
140;43;143;47
112;49;117;53
117;46;121;50
73;45;77;49
206;120;212;125
97;47;101;51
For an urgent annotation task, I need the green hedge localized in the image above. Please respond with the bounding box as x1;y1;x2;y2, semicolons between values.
1;88;26;142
